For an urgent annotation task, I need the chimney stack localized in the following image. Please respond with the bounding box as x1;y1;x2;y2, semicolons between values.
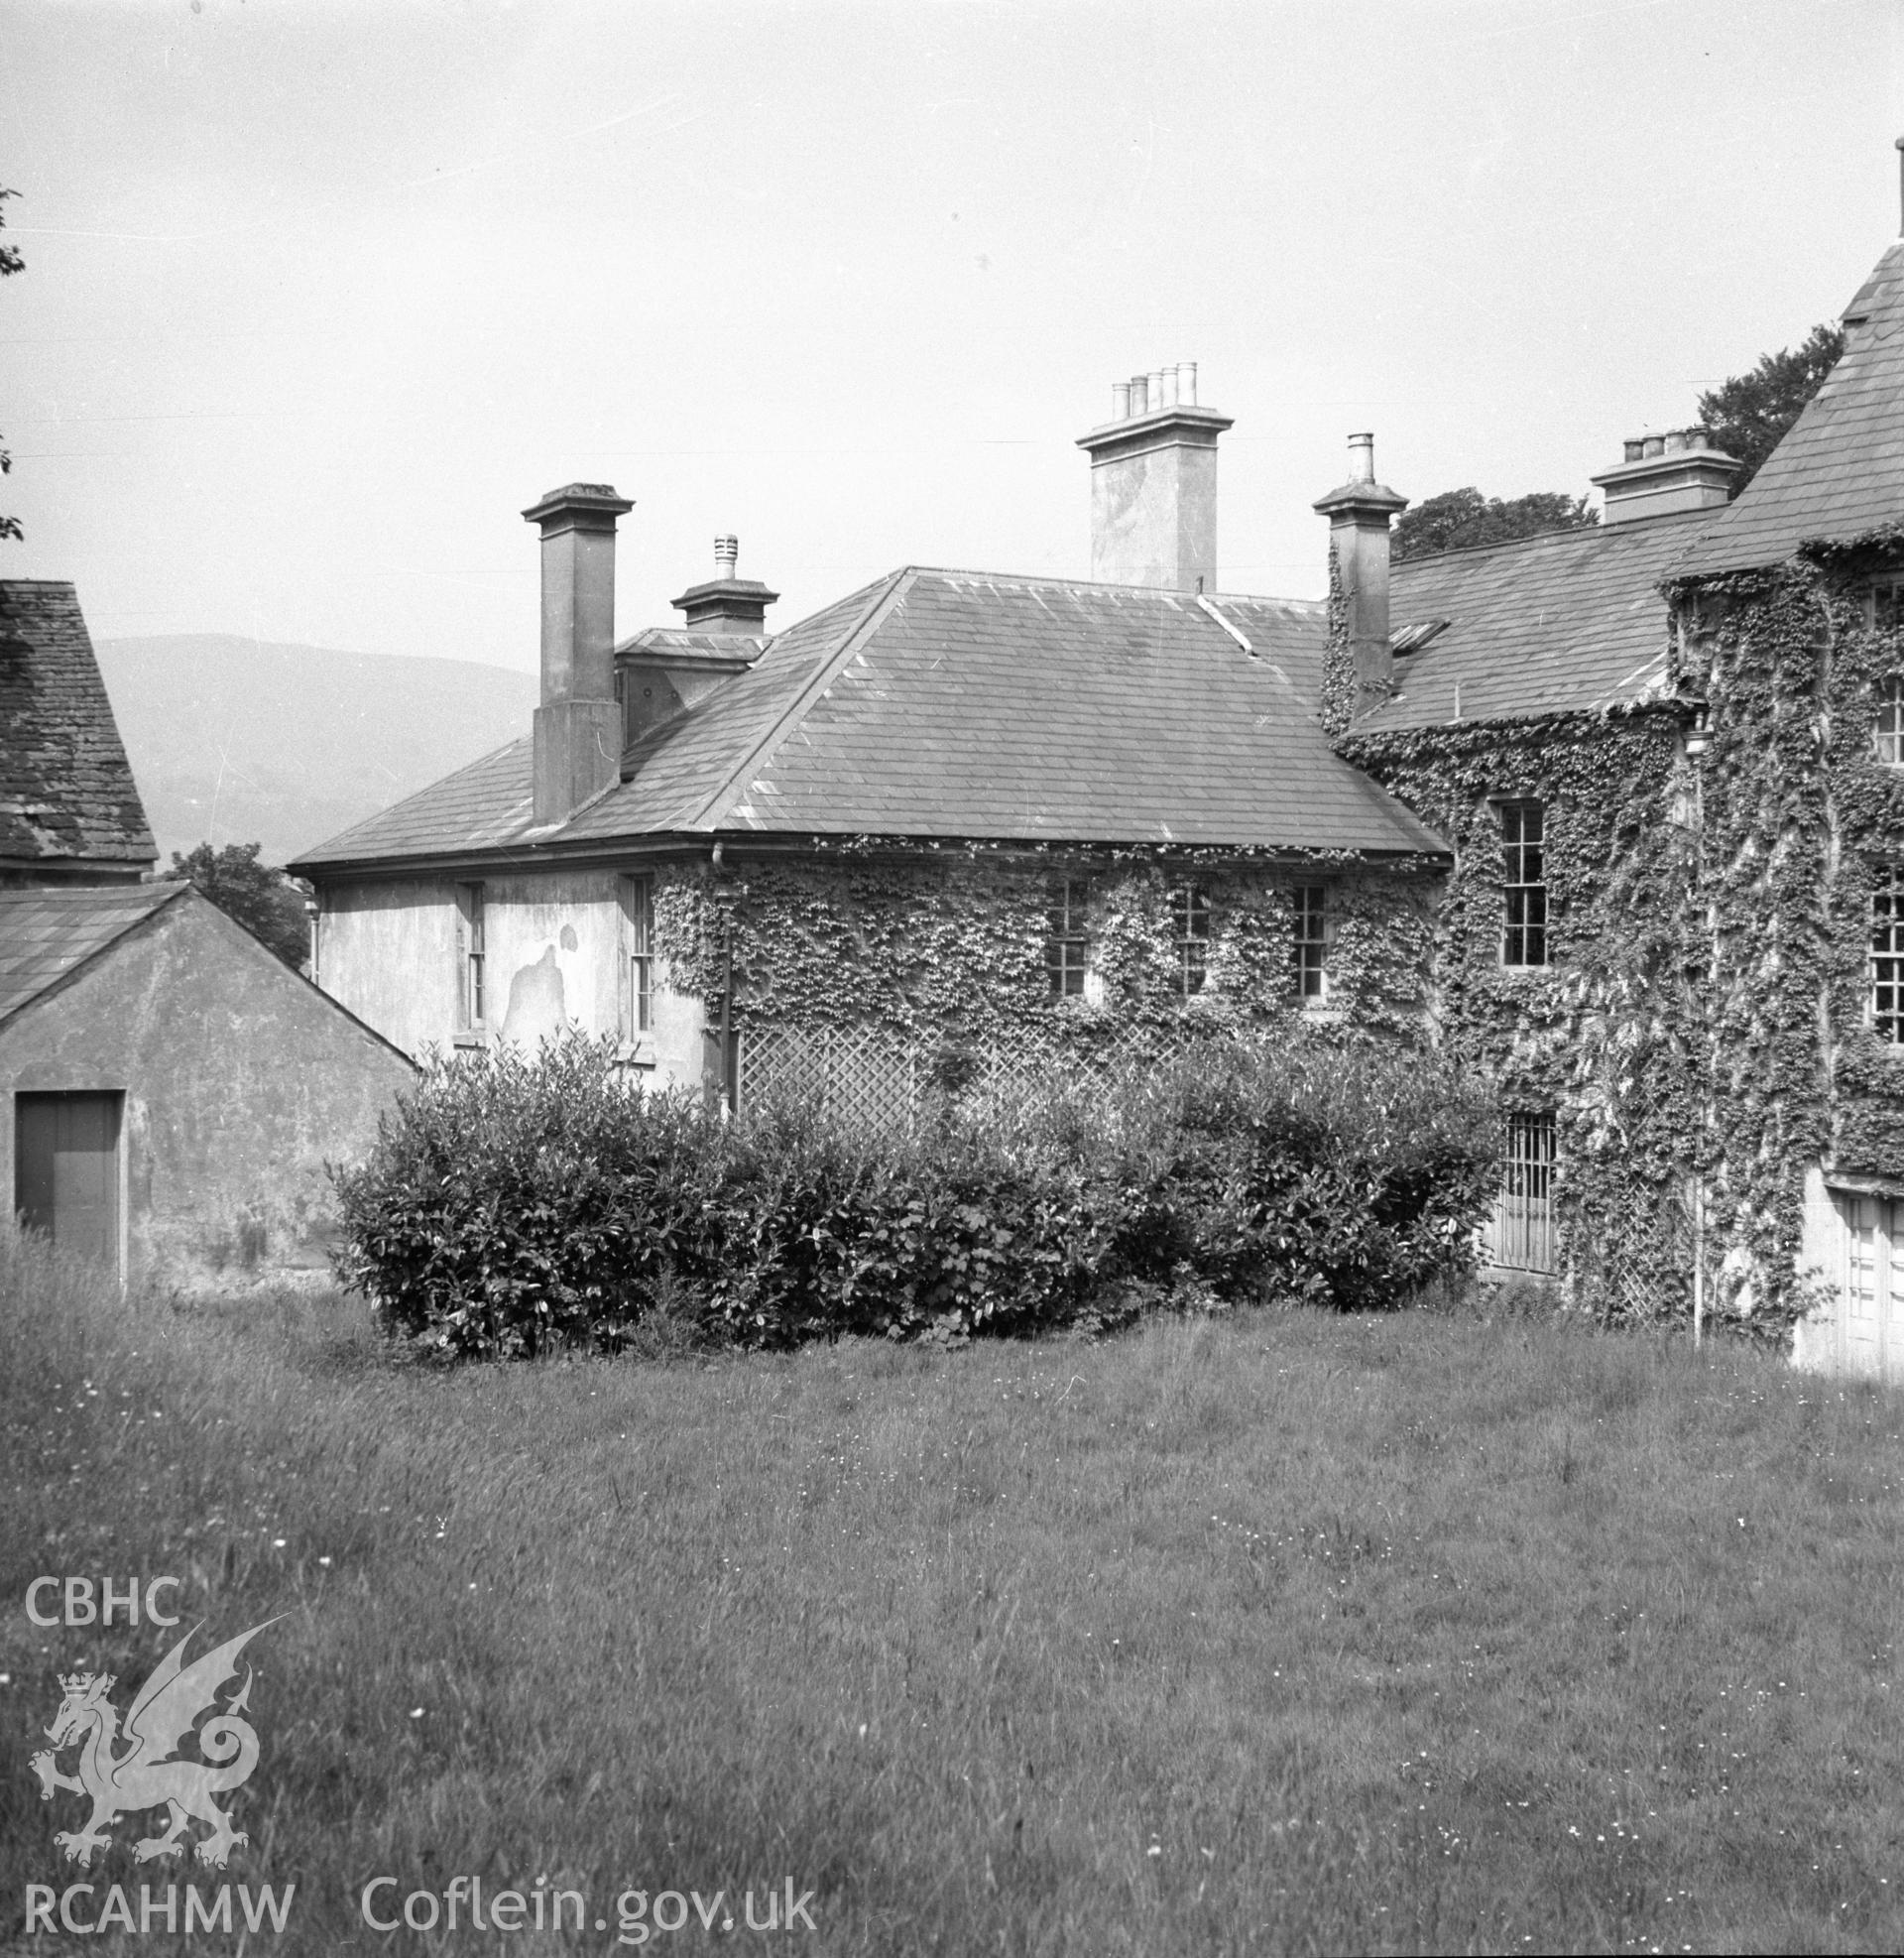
1076;362;1234;590
523;481;634;826
670;536;779;636
1591;428;1740;524
1313;433;1407;727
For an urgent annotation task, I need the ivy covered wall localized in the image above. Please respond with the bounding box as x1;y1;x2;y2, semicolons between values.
1339;549;1904;1335
1340;706;1707;1316
648;846;1441;1050
1678;556;1904;1238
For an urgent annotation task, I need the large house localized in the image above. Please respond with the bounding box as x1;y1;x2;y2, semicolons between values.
294;198;1904;1375
292;377;1448;1112
0;579;413;1286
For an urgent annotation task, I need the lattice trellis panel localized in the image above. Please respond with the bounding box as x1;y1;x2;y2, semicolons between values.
736;1022;1191;1129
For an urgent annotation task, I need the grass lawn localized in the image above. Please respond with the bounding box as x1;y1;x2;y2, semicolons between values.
5;1233;1904;1955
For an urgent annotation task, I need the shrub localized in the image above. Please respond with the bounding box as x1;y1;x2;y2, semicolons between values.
331;1033;1495;1359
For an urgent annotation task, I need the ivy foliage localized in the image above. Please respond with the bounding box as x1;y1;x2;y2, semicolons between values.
1342;542;1904;1337
1341;707;1710;1322
330;1033;1496;1359
652;848;1436;1049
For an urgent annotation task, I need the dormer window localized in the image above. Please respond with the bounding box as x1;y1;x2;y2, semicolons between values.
1876;676;1904;767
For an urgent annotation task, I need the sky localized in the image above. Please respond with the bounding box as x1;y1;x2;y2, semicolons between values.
3;0;1903;674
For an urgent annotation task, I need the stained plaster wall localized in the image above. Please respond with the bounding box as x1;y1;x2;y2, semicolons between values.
0;889;414;1288
314;866;708;1089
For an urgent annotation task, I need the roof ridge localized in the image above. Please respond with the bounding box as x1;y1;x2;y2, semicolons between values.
897;563;1321;607
1392;511;1709;575
688;568;917;832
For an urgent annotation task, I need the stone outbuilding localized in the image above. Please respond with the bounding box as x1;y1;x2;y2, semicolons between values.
1;579;415;1286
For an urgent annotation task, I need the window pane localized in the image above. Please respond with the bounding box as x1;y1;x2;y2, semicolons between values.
1046;878;1089;997
1171;886;1209;997
1292;885;1327;999
1874;868;1904;1041
1878;676;1904;766
1501;802;1549;968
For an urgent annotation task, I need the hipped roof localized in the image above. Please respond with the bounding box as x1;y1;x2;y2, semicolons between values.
1677;238;1904;577
295;568;1446;870
1354;513;1705;734
0;580;156;872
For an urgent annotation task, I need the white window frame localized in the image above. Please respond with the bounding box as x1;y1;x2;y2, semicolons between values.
1500;800;1549;970
1873;867;1904;1043
1291;885;1328;1001
455;882;487;1032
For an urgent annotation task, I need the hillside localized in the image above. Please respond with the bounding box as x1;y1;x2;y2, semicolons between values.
95;635;537;867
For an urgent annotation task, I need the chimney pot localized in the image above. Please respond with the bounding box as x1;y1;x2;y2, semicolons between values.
715;534;739;578
1077;363;1232;589
1112;380;1131;420
1594;428;1741;523
1348;432;1375;484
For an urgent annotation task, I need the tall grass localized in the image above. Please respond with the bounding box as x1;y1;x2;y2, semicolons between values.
5;1229;1904;1953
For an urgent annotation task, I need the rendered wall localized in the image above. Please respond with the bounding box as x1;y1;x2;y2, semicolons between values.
314;865;708;1092
0;890;414;1288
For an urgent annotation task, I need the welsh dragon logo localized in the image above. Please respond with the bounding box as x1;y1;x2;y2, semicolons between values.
28;1618;279;1870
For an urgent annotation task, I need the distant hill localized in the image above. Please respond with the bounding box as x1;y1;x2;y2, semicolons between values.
95;636;538;868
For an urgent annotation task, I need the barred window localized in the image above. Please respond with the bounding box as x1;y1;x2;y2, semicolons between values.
1501;800;1548;968
456;882;486;1028
1291;885;1327;999
1493;1112;1558;1273
1874;869;1904;1042
621;874;654;1038
1171;885;1210;998
1876;676;1904;767
1045;878;1090;997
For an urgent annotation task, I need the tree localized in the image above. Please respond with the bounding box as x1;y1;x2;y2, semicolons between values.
1392;487;1598;563
1;185;22;543
169;842;312;970
1697;321;1844;496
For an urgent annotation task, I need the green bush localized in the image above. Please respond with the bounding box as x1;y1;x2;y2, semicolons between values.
331;1034;1495;1359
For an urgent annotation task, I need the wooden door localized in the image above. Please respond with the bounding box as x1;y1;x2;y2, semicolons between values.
1835;1194;1904;1380
1844;1196;1884;1376
14;1092;123;1275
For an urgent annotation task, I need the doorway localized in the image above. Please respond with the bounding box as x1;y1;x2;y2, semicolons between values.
14;1091;124;1277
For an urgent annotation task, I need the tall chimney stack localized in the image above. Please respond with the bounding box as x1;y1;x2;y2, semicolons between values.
523;481;634;826
1313;433;1407;730
1076;364;1234;590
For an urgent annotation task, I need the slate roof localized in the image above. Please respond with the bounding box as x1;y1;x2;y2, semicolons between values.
0;882;180;1026
1677;238;1904;577
295;569;1445;869
1353;513;1706;734
0;581;156;873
